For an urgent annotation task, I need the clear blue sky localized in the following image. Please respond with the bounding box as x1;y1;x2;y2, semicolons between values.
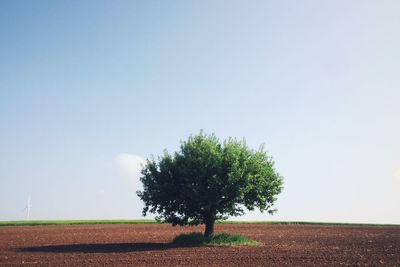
1;1;399;223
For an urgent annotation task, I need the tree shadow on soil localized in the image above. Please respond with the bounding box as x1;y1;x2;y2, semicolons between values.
18;242;197;253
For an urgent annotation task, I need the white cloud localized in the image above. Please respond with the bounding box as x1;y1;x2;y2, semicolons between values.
395;169;400;181
114;153;146;182
96;189;105;195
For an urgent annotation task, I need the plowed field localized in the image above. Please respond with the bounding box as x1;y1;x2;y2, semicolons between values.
0;224;399;266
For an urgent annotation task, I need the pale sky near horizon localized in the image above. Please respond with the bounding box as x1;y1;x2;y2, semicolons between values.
1;1;399;223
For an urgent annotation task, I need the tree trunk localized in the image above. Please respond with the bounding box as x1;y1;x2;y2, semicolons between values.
204;218;214;238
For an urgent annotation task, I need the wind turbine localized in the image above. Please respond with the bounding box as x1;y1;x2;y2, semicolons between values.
24;196;32;220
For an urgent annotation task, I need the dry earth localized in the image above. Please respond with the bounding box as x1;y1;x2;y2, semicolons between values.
0;224;399;266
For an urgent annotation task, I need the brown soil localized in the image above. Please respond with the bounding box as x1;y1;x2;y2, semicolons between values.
0;224;399;266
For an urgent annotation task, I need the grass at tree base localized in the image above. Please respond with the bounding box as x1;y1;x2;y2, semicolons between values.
172;232;261;246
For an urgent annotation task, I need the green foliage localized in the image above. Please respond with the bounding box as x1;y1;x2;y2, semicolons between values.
172;232;261;246
137;131;284;234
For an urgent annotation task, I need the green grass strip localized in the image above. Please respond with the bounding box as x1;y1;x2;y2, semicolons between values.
0;220;398;227
216;220;400;227
0;219;158;227
172;232;261;246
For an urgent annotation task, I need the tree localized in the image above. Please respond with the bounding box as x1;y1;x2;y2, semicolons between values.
137;132;284;237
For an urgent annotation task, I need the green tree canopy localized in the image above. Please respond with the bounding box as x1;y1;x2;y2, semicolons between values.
137;132;284;237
